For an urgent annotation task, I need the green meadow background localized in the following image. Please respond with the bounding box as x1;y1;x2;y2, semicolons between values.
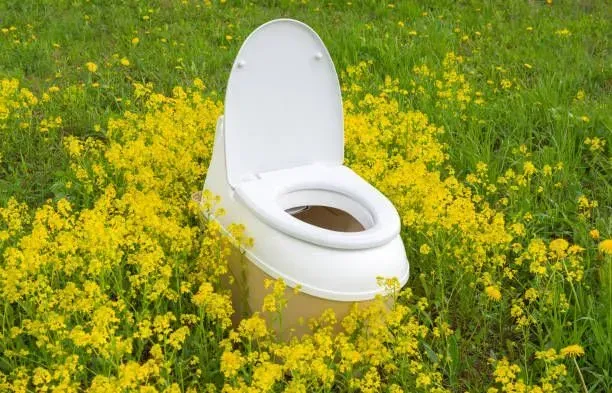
1;0;609;207
0;0;610;392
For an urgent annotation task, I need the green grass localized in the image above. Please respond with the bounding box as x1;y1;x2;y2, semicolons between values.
1;0;610;208
1;0;610;391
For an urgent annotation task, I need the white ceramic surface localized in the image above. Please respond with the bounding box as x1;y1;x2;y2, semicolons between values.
203;19;409;301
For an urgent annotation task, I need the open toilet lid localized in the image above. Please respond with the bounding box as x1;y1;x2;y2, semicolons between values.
224;19;344;187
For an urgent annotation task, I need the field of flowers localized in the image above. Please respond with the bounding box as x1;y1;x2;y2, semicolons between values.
0;1;610;392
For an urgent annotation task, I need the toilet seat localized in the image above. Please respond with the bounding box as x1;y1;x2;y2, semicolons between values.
235;164;401;250
224;19;400;251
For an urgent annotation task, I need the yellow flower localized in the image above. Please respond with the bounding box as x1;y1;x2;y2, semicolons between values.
599;239;612;255
220;350;244;378
120;57;130;66
535;348;559;361
237;313;268;339
389;384;404;393
485;286;502;301
585;137;605;152
193;78;205;90
32;367;52;386
524;288;538;303
560;344;584;358
549;238;569;256
416;372;432;387
167;326;189;349
131;37;140;45
523;161;536;176
85;62;98;73
252;361;283;391
555;28;571;36
64;136;83;157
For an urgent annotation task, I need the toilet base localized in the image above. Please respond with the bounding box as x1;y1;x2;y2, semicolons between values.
223;246;389;340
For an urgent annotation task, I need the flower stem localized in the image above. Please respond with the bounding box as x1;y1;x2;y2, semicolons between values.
572;357;588;393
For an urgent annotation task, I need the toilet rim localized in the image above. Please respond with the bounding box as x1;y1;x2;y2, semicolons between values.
235;171;401;250
276;184;378;230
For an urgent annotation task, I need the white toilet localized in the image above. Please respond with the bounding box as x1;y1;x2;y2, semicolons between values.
202;19;409;333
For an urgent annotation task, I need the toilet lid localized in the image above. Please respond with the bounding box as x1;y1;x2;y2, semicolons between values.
224;19;344;187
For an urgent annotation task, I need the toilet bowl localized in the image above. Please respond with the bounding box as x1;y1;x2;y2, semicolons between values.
202;19;409;334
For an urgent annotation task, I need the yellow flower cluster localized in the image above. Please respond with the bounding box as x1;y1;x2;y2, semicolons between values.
0;53;604;391
0;78;38;130
0;80;229;391
487;356;568;393
222;293;445;392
